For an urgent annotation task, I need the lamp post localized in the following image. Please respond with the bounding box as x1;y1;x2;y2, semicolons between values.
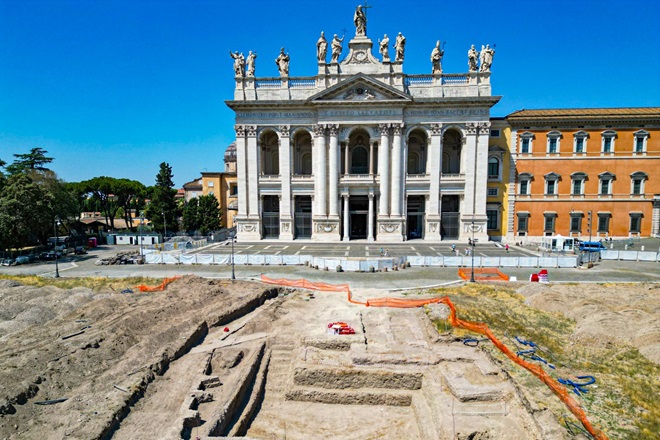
230;228;236;280
139;212;144;257
53;216;60;278
470;216;476;282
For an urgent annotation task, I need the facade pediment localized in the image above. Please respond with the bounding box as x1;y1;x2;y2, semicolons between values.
307;74;412;104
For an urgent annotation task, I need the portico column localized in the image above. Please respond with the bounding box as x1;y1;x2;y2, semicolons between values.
391;123;404;217
369;140;375;175
314;124;327;217
428;123;442;217
378;123;390;216
343;194;350;241
246;125;259;219
234;125;248;218
279;125;293;239
368;193;374;241
344;142;349;174
328;125;340;218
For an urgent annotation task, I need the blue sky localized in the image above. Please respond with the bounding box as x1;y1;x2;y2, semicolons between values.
1;0;659;188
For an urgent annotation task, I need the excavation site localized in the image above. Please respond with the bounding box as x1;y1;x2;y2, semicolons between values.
0;276;657;439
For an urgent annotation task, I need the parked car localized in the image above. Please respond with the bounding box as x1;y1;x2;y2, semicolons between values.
15;256;30;265
75;246;87;255
578;241;607;252
43;251;62;260
1;258;15;266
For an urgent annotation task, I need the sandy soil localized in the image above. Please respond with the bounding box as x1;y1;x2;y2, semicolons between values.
518;283;660;364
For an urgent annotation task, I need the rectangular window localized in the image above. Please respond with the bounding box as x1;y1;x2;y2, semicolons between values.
600;180;610;195
572;180;582;195
207;181;215;188
229;184;238;196
635;137;644;152
518;216;528;232
603;137;612;153
488;162;499;179
597;214;610;233
521;138;530;153
544;216;556;233
630;215;642;233
487;188;498;196
632;179;642;195
548;138;557;153
490;129;501;138
487;210;499;230
570;216;581;233
575;138;584;153
520;180;529;195
546;180;556;195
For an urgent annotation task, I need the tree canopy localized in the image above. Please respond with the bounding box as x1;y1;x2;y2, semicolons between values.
182;194;221;235
5;147;54;175
146;162;180;235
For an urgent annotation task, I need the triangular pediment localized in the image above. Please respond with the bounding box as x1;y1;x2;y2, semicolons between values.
307;74;412;103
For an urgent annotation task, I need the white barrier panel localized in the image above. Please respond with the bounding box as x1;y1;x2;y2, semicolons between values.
519;257;538;267
300;255;313;265
146;253;162;264
538;257;558;268
322;259;339;269
638;252;658;262
343;260;361;271
600;250;618;260
444;256;462;267
425;256;443;266
248;254;265;265
462;256;480;267
213;254;231;265
557;257;577;268
197;254;214;264
500;257;519;267
619;251;638;261
270;255;284;265
407;256;425;266
180;254;196;265
142;248;156;255
481;257;500;267
234;255;248;265
162;253;180;264
282;255;300;265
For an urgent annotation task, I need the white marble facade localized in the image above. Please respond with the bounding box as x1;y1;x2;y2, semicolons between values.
227;19;498;243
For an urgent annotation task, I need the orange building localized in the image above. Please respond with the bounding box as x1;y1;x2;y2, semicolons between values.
506;108;660;240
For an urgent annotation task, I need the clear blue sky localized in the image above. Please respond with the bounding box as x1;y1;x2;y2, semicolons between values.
1;0;659;188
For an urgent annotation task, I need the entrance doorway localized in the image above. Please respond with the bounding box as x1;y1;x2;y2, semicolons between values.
406;196;425;239
294;196;312;239
262;195;280;238
441;195;460;239
348;196;368;240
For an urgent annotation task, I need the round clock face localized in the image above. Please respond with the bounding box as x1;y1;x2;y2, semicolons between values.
356;87;364;95
355;51;367;61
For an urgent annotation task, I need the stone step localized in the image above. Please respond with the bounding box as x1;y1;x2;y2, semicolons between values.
285;385;414;406
440;363;511;402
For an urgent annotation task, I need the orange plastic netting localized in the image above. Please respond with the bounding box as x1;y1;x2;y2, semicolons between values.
458;267;510;281
136;276;181;292
260;274;607;440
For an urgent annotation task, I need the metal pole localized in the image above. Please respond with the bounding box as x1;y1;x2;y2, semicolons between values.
139;213;144;257
230;230;236;280
162;210;167;244
54;217;60;278
470;216;475;282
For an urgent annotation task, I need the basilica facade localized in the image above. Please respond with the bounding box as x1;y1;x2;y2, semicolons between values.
226;12;499;242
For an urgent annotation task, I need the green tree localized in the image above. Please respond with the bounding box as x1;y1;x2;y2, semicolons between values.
80;176;121;229
182;198;200;234
0;174;53;251
5;147;54;175
0;158;6;192
146;162;180;235
198;194;221;235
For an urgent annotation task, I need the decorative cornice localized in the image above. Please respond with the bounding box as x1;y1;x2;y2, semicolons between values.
246;125;257;137
234;125;246;137
313;124;326;136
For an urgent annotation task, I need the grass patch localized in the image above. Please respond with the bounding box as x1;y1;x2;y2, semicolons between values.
0;274;165;292
426;283;659;440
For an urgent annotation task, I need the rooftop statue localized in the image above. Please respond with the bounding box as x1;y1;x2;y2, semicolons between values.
468;44;478;72
394;32;406;62
331;34;345;63
430;40;444;74
316;32;328;63
229;51;245;77
275;48;290;76
480;44;495;72
378;34;390;61
246;51;257;77
354;5;366;36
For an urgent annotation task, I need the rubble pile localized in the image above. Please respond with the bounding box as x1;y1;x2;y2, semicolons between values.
95;251;140;265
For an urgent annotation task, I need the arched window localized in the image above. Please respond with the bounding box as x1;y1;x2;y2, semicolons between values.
442;152;451;174
488;157;500;179
407;153;419;174
301;152;312;175
351;146;368;174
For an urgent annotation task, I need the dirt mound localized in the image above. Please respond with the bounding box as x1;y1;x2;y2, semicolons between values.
522;283;660;364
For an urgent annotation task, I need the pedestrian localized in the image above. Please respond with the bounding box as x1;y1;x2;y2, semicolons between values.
451;244;456;252
505;243;509;253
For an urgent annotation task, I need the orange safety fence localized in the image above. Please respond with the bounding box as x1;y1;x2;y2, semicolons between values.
260;274;607;440
458;267;510;281
136;276;182;292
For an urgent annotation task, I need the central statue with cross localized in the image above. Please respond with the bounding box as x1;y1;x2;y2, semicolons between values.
354;2;371;36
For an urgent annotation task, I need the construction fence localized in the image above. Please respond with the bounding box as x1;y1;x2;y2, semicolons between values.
600;250;660;262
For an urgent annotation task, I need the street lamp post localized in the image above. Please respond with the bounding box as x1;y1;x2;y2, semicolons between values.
162;210;167;245
470;216;476;282
53;217;60;278
139;213;144;258
230;229;236;281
